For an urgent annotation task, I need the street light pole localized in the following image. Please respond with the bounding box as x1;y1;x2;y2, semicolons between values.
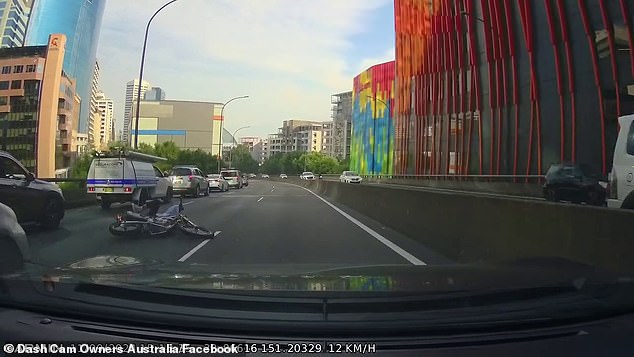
228;125;251;165
216;95;249;173
133;0;178;149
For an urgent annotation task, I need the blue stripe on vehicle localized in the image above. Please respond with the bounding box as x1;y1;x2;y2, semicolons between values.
87;179;158;185
130;130;186;135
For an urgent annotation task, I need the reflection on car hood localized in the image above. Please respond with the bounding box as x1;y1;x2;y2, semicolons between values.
29;255;627;293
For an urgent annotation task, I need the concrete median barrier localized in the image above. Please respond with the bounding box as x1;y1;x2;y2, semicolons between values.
61;188;97;209
273;177;634;274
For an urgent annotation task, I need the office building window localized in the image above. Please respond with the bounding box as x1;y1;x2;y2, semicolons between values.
0;96;6;105
25;65;35;73
0;81;9;90
10;80;21;89
13;65;23;73
1;66;10;74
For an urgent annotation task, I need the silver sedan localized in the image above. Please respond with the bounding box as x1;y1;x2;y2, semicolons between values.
206;174;229;192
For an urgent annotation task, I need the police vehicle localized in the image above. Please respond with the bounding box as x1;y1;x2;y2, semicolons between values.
86;150;173;209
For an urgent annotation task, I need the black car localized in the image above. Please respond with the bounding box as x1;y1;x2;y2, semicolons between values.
543;163;607;206
0;151;65;229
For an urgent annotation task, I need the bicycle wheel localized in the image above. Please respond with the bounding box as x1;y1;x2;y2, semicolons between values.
109;222;144;236
178;219;214;237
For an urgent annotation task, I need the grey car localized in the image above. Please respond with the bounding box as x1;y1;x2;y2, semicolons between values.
0;150;65;229
168;166;210;197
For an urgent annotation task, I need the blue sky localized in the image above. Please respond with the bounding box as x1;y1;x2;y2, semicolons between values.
97;0;395;138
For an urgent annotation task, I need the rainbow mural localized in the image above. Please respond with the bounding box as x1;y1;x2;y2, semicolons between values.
351;61;395;175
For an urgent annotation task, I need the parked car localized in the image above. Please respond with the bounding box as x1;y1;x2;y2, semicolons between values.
300;171;315;180
168;166;210;197
339;171;362;183
0;150;65;228
87;151;173;209
543;163;607;205
206;174;229;192
608;114;634;209
221;169;243;189
261;174;270;179
280;174;288;179
0;202;30;274
248;173;257;179
241;174;249;187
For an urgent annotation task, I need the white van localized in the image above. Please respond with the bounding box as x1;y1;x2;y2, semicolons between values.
607;114;634;209
86;151;173;209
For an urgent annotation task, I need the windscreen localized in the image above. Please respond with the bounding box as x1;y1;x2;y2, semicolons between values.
4;1;633;336
221;171;239;178
170;168;192;176
92;159;123;180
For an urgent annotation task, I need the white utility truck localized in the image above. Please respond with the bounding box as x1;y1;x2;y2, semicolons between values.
86;150;173;209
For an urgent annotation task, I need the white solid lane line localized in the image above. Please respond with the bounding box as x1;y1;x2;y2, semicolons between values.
297;185;427;266
182;201;194;206
257;197;264;202
178;231;222;262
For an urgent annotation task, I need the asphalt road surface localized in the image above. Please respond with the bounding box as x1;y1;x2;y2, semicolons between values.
26;180;451;272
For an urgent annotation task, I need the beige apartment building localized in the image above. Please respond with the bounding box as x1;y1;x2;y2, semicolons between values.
0;34;78;178
268;120;330;157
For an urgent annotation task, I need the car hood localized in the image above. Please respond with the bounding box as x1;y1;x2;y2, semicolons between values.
31;179;63;195
23;255;627;293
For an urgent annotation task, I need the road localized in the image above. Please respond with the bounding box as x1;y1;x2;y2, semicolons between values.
26;180;451;273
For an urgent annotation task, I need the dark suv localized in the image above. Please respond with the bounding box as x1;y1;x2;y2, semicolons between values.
543;163;607;206
0;151;65;228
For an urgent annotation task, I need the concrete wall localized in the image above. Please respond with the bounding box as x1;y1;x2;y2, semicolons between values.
277;178;634;274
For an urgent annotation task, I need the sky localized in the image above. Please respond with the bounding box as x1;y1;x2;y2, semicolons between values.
96;0;395;139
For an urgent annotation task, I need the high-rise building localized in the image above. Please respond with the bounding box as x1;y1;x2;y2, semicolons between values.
0;34;80;177
352;61;394;175
123;79;150;144
95;91;113;148
251;138;268;164
87;60;99;148
25;0;105;133
393;0;634;177
239;136;261;151
321;121;334;157
144;87;165;101
267;120;329;157
331;91;352;160
89;110;102;151
0;0;32;48
74;132;88;156
131;99;236;153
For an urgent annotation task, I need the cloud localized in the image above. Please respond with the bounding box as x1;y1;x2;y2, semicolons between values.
355;46;396;74
96;0;393;137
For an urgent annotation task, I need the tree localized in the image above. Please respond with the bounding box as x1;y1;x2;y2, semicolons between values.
229;145;258;173
136;143;155;155
299;152;339;174
70;153;93;179
260;151;344;175
338;158;350;172
108;141;130;151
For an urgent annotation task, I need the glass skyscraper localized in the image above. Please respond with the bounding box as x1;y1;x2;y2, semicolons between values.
25;0;105;133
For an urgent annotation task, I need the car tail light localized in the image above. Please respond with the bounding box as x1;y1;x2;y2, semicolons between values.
608;172;617;199
88;187;95;192
188;175;193;181
124;187;132;193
